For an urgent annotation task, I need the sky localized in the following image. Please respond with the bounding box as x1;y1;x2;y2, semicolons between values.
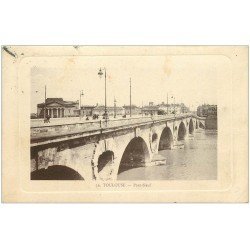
30;55;228;113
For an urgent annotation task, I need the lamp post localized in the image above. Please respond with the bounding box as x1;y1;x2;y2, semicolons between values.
129;78;132;117
114;97;117;118
167;93;169;115
79;90;84;118
174;97;176;117
44;85;47;122
171;95;176;118
98;68;107;121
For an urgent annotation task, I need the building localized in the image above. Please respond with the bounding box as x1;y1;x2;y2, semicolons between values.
197;104;217;117
92;105;125;117
197;105;206;117
123;105;142;116
78;105;96;117
180;103;190;113
197;104;217;129
167;104;181;114
37;98;79;118
142;102;159;116
158;102;188;114
207;105;217;116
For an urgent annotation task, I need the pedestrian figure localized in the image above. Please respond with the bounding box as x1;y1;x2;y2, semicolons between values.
45;114;50;123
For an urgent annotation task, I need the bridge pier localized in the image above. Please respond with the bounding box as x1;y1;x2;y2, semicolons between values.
93;161;119;181
92;149;124;181
172;140;185;149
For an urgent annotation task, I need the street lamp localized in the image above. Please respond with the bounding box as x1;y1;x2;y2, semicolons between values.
44;85;47;122
79;90;84;118
98;67;107;120
167;93;169;115
80;90;84;108
171;95;176;118
129;78;132;117
174;97;176;117
114;97;117;118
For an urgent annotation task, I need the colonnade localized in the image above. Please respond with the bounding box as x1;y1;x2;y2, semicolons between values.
44;108;65;118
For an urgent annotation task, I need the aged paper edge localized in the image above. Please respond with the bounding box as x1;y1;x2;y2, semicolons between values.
1;46;249;203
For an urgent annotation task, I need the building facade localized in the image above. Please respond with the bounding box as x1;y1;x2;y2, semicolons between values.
92;106;125;117
197;104;217;117
37;98;79;118
158;102;188;115
207;105;217;116
142;102;159;116
123;105;142;116
78;105;96;117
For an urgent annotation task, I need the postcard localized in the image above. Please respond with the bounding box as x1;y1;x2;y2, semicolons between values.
2;46;248;202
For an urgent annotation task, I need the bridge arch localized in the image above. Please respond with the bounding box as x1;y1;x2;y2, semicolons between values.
158;126;173;150
189;118;194;134
178;121;187;140
118;136;150;174
199;121;205;129
150;132;159;153
152;133;158;143
97;150;114;173
31;165;84;180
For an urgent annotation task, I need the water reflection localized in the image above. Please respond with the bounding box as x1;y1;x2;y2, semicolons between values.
117;129;217;180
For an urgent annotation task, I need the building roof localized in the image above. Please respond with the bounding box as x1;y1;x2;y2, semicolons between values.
123;105;140;109
198;104;217;108
46;98;63;102
93;106;124;111
37;98;78;108
81;105;96;109
158;103;183;108
197;104;217;110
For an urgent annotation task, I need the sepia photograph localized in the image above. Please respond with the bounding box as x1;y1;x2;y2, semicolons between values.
30;55;217;181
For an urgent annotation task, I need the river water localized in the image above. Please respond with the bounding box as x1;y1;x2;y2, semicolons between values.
117;129;217;180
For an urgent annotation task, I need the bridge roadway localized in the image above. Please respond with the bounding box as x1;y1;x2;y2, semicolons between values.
30;114;206;180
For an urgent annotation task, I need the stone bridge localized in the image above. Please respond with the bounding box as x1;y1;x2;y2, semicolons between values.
30;114;205;180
